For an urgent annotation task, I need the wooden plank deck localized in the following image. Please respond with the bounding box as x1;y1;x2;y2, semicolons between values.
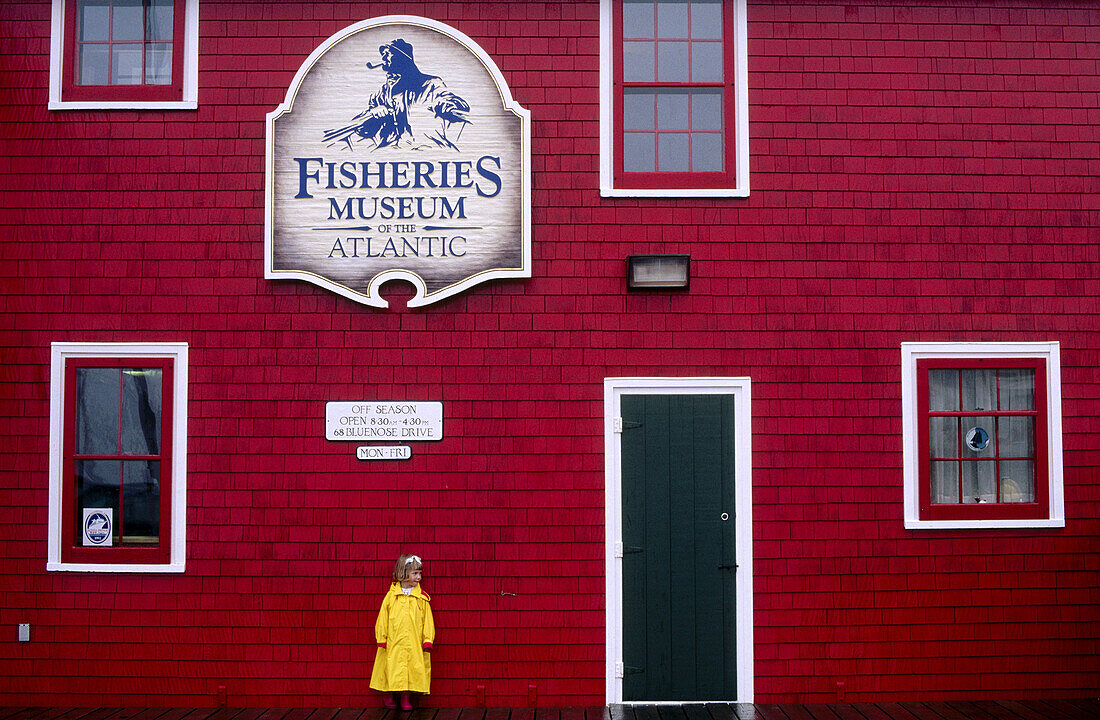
1;703;1099;720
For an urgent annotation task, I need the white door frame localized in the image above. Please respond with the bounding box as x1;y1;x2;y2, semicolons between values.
604;377;754;703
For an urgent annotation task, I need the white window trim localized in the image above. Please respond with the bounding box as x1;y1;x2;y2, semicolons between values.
604;377;753;703
598;0;750;197
48;342;188;572
901;341;1065;530
48;0;200;110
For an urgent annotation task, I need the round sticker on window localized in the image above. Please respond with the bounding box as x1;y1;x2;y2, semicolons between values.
82;508;113;547
965;426;990;452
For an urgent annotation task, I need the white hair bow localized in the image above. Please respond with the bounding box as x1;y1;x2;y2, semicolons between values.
404;555;422;565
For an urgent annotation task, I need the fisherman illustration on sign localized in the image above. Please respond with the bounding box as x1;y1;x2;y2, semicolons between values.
324;38;471;151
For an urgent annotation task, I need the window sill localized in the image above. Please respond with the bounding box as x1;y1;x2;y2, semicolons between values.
48;560;186;573
49;98;198;111
905;517;1066;531
600;185;750;198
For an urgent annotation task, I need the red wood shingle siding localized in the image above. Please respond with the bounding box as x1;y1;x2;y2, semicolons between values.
1;0;1099;708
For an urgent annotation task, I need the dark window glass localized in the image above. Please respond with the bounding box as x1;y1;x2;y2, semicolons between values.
620;0;726;174
77;0;174;86
72;367;163;547
925;367;1037;506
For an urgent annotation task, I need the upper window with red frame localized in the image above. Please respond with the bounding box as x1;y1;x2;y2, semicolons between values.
49;343;188;572
600;0;749;197
49;0;199;109
902;343;1065;530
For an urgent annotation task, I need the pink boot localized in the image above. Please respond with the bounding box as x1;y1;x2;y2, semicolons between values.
382;693;396;709
399;693;413;711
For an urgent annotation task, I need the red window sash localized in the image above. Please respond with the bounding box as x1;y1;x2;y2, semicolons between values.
61;0;187;103
612;0;738;189
61;357;174;564
916;357;1049;521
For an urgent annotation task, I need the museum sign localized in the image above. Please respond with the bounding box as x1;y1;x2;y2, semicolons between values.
266;16;531;308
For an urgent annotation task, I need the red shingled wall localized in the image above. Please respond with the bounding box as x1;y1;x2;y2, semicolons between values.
2;0;1099;707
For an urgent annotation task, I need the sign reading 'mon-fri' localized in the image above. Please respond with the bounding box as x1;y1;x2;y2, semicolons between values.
326;402;443;442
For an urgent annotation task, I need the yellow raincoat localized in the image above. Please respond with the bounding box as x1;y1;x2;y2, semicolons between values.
369;583;435;693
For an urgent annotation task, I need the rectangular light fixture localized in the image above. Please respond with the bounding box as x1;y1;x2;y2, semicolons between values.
626;254;690;290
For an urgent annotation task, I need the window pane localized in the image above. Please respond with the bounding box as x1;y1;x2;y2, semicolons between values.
121;460;160;545
929;417;958;458
961;417;995;458
112;0;144;42
145;43;173;84
80;1;111;42
930;461;958;504
692;90;723;130
77;459;121;545
657;133;688;171
961;368;996;411
928;369;959;411
961;461;996;503
624;132;655;171
999;460;1035;503
623;1;655;38
656;41;689;81
999;368;1035;410
624;91;655;130
76;368;120;454
691;40;723;82
656;92;689;129
691;132;723;171
690;0;722;40
998;416;1034;458
78;44;110;85
121;368;162;455
146;0;174;42
656;1;689;38
623;41;655;82
112;44;144;84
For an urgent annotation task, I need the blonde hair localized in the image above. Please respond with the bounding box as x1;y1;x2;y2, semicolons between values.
392;553;423;582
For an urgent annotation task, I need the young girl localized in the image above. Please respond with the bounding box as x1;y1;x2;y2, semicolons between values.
370;553;435;710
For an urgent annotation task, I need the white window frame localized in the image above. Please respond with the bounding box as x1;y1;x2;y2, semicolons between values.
604;377;753;703
48;0;200;110
598;0;750;197
48;342;188;572
901;341;1065;530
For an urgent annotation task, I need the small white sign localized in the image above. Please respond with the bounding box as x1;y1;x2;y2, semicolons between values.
357;445;412;461
83;508;113;547
327;401;443;441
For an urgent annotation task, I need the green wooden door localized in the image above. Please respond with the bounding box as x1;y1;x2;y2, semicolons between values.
620;393;737;701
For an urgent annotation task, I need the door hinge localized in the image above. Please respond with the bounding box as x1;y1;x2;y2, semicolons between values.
615;662;624;678
613;417;642;433
613;542;644;558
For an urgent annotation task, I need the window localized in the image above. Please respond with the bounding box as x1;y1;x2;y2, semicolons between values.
49;0;199;109
600;0;749;197
49;343;188;571
902;342;1065;529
